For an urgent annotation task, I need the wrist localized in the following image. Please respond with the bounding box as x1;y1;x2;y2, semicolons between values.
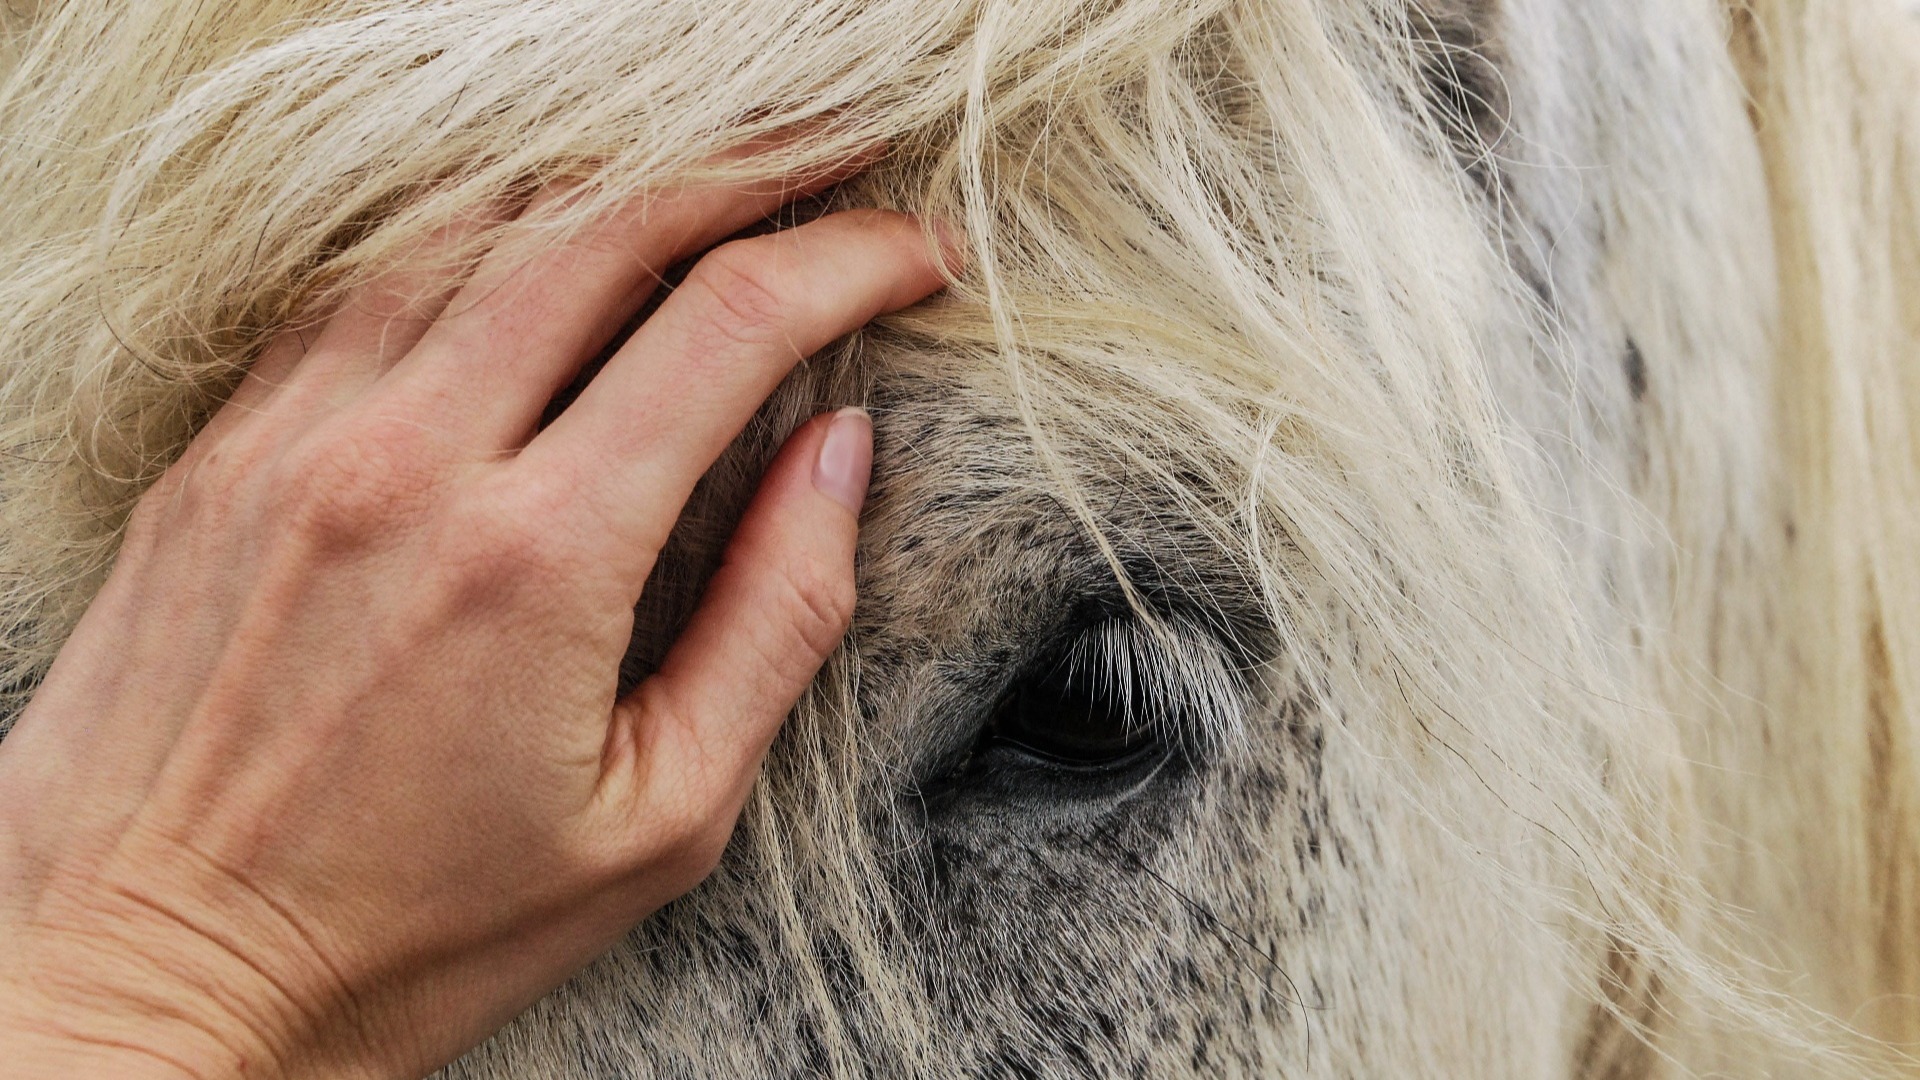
0;976;245;1080
0;816;414;1080
0;871;302;1080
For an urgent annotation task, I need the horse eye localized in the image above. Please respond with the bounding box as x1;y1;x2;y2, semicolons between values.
985;654;1159;768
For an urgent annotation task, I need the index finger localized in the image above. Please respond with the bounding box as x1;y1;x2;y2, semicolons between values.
514;209;955;585
380;141;884;444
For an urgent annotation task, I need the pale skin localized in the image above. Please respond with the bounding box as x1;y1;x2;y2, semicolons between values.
0;153;957;1079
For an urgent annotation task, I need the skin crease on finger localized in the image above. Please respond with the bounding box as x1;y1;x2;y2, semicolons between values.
0;169;956;1078
0;1;1919;1079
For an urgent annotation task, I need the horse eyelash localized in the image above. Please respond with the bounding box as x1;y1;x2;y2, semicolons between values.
1057;617;1248;751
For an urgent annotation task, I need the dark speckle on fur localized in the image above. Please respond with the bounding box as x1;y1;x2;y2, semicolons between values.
1625;338;1649;402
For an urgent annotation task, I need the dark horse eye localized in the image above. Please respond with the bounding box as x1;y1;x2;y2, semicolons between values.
985;646;1160;768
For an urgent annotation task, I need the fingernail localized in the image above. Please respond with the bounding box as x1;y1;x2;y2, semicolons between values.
929;217;969;274
813;407;873;514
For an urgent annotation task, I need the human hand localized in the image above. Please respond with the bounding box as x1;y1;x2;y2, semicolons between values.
0;159;954;1079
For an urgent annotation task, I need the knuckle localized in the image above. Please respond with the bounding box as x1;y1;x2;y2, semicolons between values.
775;552;858;667
433;487;578;595
274;419;442;543
125;437;267;552
680;240;789;347
485;468;603;558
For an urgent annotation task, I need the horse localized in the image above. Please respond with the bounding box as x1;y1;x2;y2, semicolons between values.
1;0;1917;1075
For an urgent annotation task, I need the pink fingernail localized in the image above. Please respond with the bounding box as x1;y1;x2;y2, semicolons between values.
813;407;873;514
929;217;969;274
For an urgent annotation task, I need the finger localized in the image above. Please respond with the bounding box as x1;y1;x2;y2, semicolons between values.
522;209;952;578
386;145;881;441
207;327;313;432
606;408;871;838
300;198;518;386
201;199;512;441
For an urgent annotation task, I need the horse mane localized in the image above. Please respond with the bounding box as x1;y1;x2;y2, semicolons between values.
1689;0;1920;1057
0;0;1916;1073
